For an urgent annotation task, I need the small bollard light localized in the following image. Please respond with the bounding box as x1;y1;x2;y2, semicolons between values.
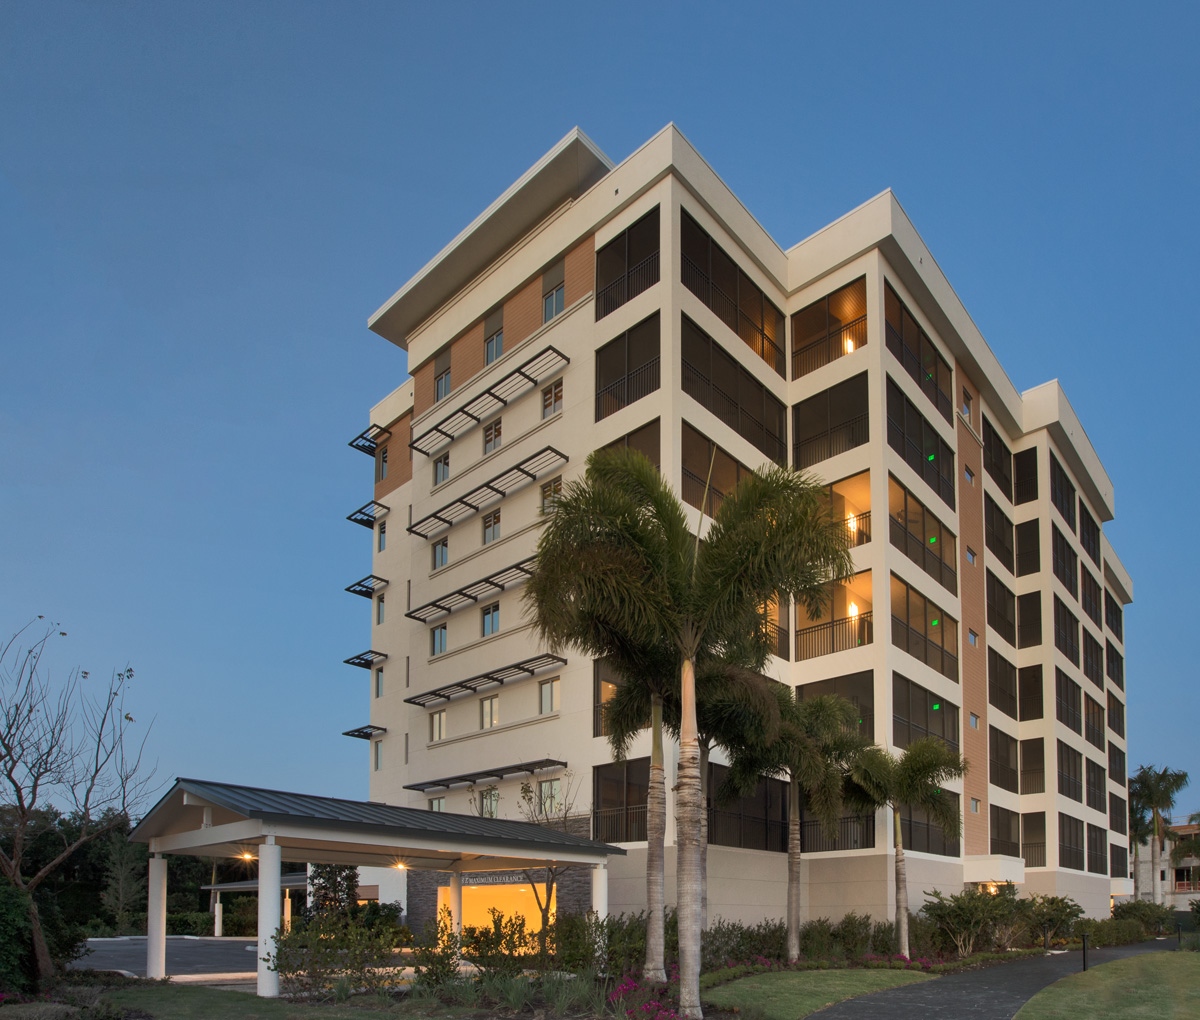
1081;931;1089;972
1042;921;1051;951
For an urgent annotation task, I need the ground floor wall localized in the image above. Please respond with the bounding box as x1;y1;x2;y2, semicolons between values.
1021;869;1113;917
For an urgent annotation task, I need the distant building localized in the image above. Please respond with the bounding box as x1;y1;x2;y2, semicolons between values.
1132;815;1199;907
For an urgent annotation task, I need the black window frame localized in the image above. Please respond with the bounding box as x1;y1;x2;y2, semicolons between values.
1054;596;1080;665
1051;525;1078;598
1015;519;1040;576
1057;740;1083;802
1105;641;1124;689
1108;742;1126;787
893;672;960;751
1107;691;1125;738
884;281;953;423
988;647;1018;719
887;474;958;595
794;371;870;469
1105;591;1124;642
982;416;1014;501
1059;812;1084;870
1050;453;1077;531
1079;504;1101;566
595;206;660;320
986;569;1016;646
1055;669;1082;735
990;804;1021;857
984;494;1015;573
595;312;662;422
890;576;959;681
1013;447;1038;504
989;725;1020;793
1018;665;1044;721
886;376;956;509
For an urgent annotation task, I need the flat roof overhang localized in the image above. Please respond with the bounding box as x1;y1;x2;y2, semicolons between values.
368;128;612;351
131;778;624;873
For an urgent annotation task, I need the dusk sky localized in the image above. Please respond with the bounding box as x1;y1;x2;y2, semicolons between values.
2;2;1197;816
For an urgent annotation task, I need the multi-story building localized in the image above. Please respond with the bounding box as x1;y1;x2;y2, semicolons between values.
1131;814;1199;907
343;125;1133;927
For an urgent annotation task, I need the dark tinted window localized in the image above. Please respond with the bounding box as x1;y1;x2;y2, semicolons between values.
794;372;869;469
886;376;956;508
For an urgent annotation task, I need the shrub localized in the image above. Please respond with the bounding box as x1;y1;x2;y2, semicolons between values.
920;888;1001;958
1025;894;1084;943
869;919;896;956
1072;917;1144;947
269;910;401;999
461;908;532;977
411;907;461;989
701;916;787;969
798;917;837;959
0;885;33;993
1111;899;1174;937
905;912;944;959
989;884;1027;951
1192;899;1200;931
831;912;873;959
166;912;213;937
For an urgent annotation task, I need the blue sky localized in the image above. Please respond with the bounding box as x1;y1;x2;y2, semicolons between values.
2;1;1197;815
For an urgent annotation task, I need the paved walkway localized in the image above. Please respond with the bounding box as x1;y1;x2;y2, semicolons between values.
812;939;1179;1019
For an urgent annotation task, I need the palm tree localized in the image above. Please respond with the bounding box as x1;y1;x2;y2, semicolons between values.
725;690;867;961
523;448;852;1018
1132;765;1189;904
848;738;967;958
1128;781;1152;900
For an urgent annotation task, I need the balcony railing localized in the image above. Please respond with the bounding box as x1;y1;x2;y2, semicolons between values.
794;414;869;470
990;760;1019;794
681;358;787;465
708;808;787;853
887;414;957;508
793;316;867;378
1023;842;1047;868
1058;772;1083;802
1020;769;1045;795
888;516;956;594
593;704;610;738
1175;881;1200;892
901;817;960;857
891;616;958;681
1088;849;1107;875
593;805;647;843
772;623;789;661
990;682;1017;719
991;836;1020;858
596;252;660;320
885;322;953;422
796;614;874;661
681;467;729;519
682;255;785;376
596;357;661;421
843;511;871;547
1086;721;1105;749
800;814;876;852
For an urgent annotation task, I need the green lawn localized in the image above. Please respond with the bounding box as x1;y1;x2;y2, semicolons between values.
102;984;398;1019
701;969;935;1019
1014;952;1200;1020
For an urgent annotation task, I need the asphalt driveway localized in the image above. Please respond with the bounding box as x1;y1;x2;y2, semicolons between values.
73;936;259;977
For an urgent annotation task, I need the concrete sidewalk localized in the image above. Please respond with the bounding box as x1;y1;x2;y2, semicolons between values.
811;939;1179;1019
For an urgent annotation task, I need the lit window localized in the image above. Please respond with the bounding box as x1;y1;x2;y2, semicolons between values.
480;694;499;729
481;602;500;637
479;787;499;817
542;379;563;419
541;476;563;511
378;446;388;481
965;466;975;485
540;677;560;715
374;668;383;699
433;453;450;486
485;330;504;365
538;778;561;814
435;368;451;402
378;521;387;552
484;419;502;455
428;796;445;812
432;538;448;570
543;284;565;323
373;740;382;771
483;510;501;545
430;624;447;657
430;709;446;742
968;630;978;646
967;547;977;565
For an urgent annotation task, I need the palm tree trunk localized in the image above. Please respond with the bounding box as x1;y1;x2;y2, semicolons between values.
1152;811;1163;905
676;655;703;1020
893;806;909;958
699;740;709;931
787;778;801;962
1133;842;1141;899
644;694;667;982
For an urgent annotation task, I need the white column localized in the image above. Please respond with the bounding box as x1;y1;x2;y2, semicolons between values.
591;863;609;919
256;840;282;998
213;899;223;938
146;854;167;979
448;872;463;933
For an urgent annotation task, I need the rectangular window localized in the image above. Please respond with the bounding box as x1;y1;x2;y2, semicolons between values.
541;476;563;511
602;418;661;469
435;366;452;402
1105;591;1124;642
433;452;450;486
543;259;565;323
681;208;785;376
1018;665;1044;720
981;417;1014;501
432;537;448;570
794;371;870;470
596;313;661;421
886;376;956;508
1085;695;1105;750
1055;669;1082;734
1110;844;1128;879
542;379;563;418
1050;453;1077;531
479;787;499;818
989;725;1020;793
374;668;383;699
1087;823;1108;875
481;602;500;637
1051;526;1078;597
1079;505;1100;566
482;510;501;545
893;673;959;751
593;659;619;738
596;206;660;319
961;388;972;420
990;804;1021;857
884;282;953;423
891;575;959;681
378;520;387;552
480;694;499;729
1108;742;1126;787
1106;641;1124;689
887;475;957;594
430;624;447;657
1018;591;1042;648
539;677;560;715
682;421;753;519
377;445;388;481
1110;793;1127;835
986;569;1016;646
593;757;651;842
1086;758;1107;812
373;740;382;771
1059;813;1085;870
1023;812;1047;868
792;276;867;378
430;709;446;742
538;777;561;815
984;494;1015;573
484;305;504;365
988;647;1018;719
1021;737;1045;794
1054;596;1080;665
1013;447;1038;504
682;315;788;464
483;419;502;454
1015;519;1039;576
428;796;445;812
1080;567;1102;626
899;793;961;857
376;594;385;625
1082;631;1104;688
1107;692;1125;737
1057;740;1083;802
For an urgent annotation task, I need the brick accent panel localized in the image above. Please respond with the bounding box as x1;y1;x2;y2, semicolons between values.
413;360;436;418
504;278;542;348
957;367;989;856
374;411;412;501
451;321;485;394
564;235;595;308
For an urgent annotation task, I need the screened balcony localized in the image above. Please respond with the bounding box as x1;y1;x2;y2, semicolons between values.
791;277;867;379
825;471;871;549
795;571;873;661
